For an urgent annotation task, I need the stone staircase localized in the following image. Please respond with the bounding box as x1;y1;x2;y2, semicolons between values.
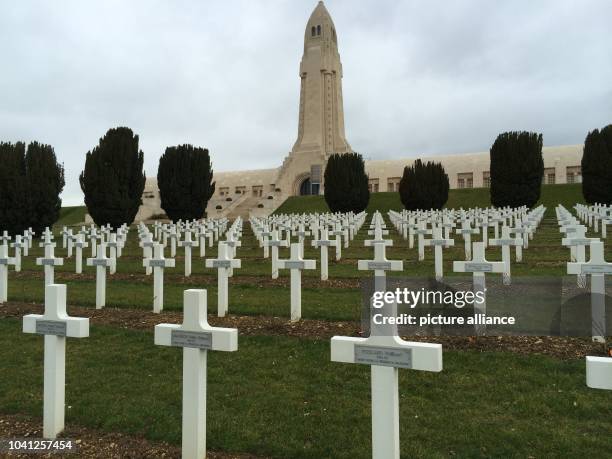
227;195;262;220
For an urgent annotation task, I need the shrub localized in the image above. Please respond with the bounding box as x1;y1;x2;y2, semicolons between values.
324;153;369;213
25;142;65;234
490;131;543;208
398;159;449;210
79;127;146;228
0;142;28;235
157;144;215;221
581;124;612;204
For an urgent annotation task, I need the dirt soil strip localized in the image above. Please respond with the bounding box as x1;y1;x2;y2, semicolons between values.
1;302;608;360
13;270;361;289
0;413;266;458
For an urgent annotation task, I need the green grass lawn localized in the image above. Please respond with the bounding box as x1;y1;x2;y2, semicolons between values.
274;183;585;215
57;206;87;226
1;319;609;458
2;184;607;457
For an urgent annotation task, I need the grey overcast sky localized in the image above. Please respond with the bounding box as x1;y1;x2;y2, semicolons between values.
1;0;611;205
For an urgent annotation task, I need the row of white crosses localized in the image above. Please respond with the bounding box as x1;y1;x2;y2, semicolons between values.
387;206;546;284
333;211;443;459
204;218;243;317
557;204;612;391
23;281;239;458
557;204;610;342
251;211;366;281
575;203;612;238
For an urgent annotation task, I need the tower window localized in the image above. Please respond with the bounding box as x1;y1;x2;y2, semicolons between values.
317;25;321;35
311;26;316;37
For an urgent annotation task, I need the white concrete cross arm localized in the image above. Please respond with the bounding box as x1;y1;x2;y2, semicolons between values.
331;336;442;372
278;259;316;270
357;259;402;271
586;356;612;390
36;256;63;267
23;284;89;338
567;241;612;274
155;289;237;351
143;258;176;268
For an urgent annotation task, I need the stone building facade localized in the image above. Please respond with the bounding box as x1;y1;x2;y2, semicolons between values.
135;2;583;222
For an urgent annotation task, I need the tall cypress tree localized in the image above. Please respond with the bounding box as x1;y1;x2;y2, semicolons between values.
581;124;612;205
0;142;29;236
490;131;544;208
399;159;449;210
323;153;369;213
79;127;146;228
25;142;65;234
157;144;215;221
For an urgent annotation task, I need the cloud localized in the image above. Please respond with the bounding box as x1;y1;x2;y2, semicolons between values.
0;0;610;205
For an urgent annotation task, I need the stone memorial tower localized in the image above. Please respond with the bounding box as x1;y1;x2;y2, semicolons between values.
275;1;352;196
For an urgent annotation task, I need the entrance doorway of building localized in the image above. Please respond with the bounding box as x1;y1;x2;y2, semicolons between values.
299;178;319;195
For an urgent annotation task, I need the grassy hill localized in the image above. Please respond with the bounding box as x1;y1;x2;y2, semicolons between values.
57;205;87;225
274;183;585;215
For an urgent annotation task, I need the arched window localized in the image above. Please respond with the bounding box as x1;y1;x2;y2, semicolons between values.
311;26;316;37
299;178;312;196
317;25;321;36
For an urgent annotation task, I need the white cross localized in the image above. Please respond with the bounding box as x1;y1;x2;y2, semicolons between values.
197;227;207;257
331;223;344;260
331;286;441;459
0;244;16;302
0;230;10;247
453;242;505;334
36;243;64;286
567;241;611;343
155;289;237;459
205;242;241;317
456;221;479;260
424;227;454;281
65;230;74;258
39;228;54;247
73;234;88;274
24;228;35;255
259;226;272;258
61;227;70;249
10;235;25;272
88;229;100;257
359;231;402;279
143;243;176;313
223;232;241;277
489;226;522;285
311;227;337;281
86;242;112;309
277;242;316;321
168;227;179;258
562;226;599;288
414;221;431;261
106;233;119;275
140;233;155;275
179;231;199;277
263;229;288;279
296;223;310;256
23;284;89;439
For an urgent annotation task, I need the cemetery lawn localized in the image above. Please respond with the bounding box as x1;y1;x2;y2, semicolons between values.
57;206;88;226
274;183;584;215
1;318;610;458
2;185;609;457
